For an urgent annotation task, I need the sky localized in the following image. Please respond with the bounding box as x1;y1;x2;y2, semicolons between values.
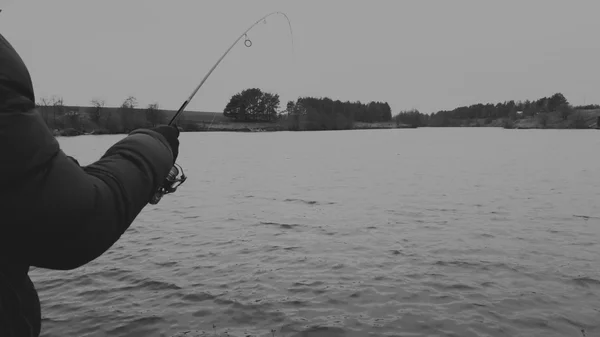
1;0;599;115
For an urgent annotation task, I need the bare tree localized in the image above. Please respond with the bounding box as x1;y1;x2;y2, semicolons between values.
36;97;52;125
50;96;64;129
145;102;163;127
37;97;51;107
120;96;138;132
89;98;105;125
122;96;137;109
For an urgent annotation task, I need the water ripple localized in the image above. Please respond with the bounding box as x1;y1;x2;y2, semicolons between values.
31;131;600;337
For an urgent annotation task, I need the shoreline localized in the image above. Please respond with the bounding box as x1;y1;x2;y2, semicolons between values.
42;106;600;137
51;120;597;137
52;121;419;137
35;93;600;137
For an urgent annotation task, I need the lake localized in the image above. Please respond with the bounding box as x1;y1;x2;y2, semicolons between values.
31;128;600;337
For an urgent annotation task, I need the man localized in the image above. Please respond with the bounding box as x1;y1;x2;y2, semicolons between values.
0;32;181;336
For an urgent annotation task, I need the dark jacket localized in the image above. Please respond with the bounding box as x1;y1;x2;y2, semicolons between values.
0;33;174;336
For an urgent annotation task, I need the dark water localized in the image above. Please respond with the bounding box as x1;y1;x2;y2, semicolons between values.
32;129;600;337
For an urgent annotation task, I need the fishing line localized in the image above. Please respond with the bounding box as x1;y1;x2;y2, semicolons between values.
150;11;295;204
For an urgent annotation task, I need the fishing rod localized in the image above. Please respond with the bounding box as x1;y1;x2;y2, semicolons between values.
149;11;295;205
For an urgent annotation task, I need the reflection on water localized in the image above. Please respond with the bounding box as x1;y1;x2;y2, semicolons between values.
32;129;600;337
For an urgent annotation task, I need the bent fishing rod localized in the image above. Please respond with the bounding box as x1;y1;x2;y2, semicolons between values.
150;11;294;205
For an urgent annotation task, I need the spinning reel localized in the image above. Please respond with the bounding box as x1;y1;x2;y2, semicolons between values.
149;163;187;205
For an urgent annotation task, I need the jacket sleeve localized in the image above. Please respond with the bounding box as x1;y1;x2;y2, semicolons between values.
19;129;175;270
0;32;175;270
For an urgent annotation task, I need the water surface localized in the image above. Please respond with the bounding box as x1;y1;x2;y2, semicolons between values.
32;128;600;337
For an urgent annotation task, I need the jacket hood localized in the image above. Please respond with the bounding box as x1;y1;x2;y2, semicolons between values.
0;33;35;108
0;33;59;186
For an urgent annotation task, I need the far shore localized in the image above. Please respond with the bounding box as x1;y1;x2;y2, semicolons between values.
35;102;600;138
51;113;600;138
51;121;418;137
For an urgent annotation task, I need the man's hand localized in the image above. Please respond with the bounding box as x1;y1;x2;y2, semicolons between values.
149;125;180;163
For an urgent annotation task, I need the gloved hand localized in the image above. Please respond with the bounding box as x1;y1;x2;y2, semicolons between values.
150;125;180;163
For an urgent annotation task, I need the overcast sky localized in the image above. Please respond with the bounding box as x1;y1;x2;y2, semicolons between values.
1;0;599;114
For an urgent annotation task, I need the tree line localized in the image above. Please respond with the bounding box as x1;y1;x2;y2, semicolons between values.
36;89;594;135
36;88;396;135
393;92;595;128
283;96;393;130
222;88;393;131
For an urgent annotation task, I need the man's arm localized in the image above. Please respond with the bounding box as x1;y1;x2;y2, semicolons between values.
0;32;177;270
11;127;175;270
